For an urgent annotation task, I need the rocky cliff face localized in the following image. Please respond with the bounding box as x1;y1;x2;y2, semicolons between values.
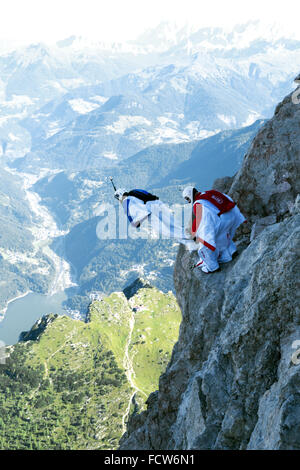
119;77;300;450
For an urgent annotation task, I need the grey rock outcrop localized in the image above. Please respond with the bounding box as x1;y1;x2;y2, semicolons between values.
229;81;300;223
119;80;300;450
250;215;277;241
19;314;58;342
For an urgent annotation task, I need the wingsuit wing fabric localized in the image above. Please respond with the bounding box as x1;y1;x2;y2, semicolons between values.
147;200;198;251
123;197;197;251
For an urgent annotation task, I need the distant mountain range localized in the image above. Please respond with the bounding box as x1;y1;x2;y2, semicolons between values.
0;21;299;169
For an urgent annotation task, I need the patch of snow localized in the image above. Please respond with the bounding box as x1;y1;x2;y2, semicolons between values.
60;78;86;88
82;179;104;188
103;151;118;160
90;95;108;104
242;112;261;127
105;115;152;134
127;101;143;109
46;120;62;138
158;83;166;91
0;111;28;127
68;98;100;114
197;129;218;139
217;114;237;126
2;94;34;109
185;121;217;140
129;121;218;146
149;127;188;144
8;133;21;142
46;80;65;92
157;116;178;127
170;77;187;94
31;112;50;119
0;117;9;127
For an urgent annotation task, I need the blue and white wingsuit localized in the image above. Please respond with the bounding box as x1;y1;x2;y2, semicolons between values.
115;188;197;251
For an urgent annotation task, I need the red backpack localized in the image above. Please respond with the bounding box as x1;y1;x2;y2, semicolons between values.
194;190;235;216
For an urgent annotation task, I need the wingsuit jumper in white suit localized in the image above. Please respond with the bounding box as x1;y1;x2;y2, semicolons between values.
115;188;197;252
183;187;246;273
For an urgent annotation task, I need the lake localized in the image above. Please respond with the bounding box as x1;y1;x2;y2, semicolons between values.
0;291;69;345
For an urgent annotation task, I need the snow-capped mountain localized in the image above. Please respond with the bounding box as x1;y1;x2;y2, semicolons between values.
10;22;299;171
0;22;299;184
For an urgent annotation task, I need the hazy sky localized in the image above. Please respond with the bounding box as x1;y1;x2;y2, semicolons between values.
0;0;299;45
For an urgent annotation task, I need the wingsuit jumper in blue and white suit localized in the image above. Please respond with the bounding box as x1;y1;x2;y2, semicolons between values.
115;188;197;252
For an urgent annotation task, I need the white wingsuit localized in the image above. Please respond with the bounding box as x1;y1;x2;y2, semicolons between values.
116;189;197;252
183;187;246;273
